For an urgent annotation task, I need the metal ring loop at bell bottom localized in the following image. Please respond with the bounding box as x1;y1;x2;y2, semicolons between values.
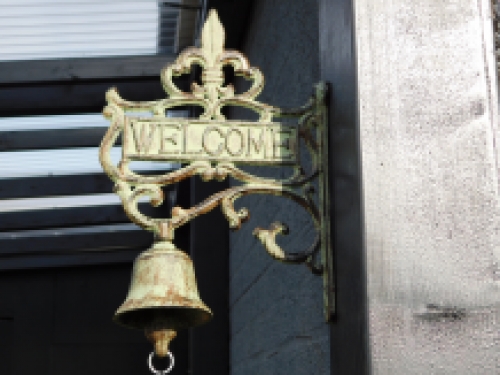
148;352;175;375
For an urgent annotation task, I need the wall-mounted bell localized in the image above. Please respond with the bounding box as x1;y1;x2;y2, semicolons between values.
114;241;212;356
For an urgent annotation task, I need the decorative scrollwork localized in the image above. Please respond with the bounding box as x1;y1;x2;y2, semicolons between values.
98;9;330;277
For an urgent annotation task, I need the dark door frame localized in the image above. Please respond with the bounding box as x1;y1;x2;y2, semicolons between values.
195;0;370;373
319;0;370;373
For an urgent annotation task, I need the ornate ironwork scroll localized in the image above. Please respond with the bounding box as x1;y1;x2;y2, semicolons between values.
99;9;333;320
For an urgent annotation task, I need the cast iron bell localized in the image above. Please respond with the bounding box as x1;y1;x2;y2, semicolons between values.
114;240;212;356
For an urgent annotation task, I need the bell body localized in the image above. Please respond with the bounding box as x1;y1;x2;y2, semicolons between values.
114;241;212;332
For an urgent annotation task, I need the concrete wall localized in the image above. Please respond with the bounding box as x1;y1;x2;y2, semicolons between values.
355;0;500;373
228;1;331;374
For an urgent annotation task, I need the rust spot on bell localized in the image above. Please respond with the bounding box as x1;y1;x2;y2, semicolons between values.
113;241;212;353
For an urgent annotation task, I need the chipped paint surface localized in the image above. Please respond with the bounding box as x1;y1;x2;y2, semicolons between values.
123;118;299;164
114;241;212;330
100;10;332;317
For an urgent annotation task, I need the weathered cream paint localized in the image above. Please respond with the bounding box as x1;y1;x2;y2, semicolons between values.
355;0;500;372
100;10;334;331
123;118;299;164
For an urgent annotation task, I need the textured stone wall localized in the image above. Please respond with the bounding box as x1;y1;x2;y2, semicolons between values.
228;1;331;374
355;0;500;373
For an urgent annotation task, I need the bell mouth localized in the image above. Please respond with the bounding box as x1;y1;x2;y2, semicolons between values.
113;306;213;331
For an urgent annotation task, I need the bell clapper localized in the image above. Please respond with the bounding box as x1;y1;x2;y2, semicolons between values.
146;329;177;357
148;351;175;375
146;329;176;374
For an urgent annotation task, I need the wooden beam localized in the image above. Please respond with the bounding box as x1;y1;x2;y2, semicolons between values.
0;174;113;199
0;224;151;256
0;201;170;231
0;127;107;151
0;248;141;271
0;205;130;231
0;173;177;200
0;79;169;116
0;211;170;271
0;55;176;85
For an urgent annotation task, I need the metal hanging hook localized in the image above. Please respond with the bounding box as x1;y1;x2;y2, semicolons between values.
148;351;175;375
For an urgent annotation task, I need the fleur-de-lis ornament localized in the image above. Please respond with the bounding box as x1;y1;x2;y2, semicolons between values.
161;10;267;120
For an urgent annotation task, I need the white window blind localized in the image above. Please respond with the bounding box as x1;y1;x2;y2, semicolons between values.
0;0;190;61
0;113;178;178
0;113;178;213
